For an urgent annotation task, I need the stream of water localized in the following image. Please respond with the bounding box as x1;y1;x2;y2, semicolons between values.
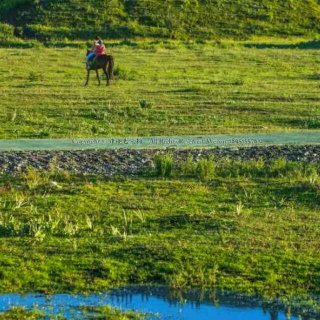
0;286;314;319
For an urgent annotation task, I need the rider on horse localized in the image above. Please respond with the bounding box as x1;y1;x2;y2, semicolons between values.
86;36;106;69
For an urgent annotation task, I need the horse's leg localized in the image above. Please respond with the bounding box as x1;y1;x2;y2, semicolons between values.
108;56;114;80
103;66;109;86
95;69;101;86
85;70;90;86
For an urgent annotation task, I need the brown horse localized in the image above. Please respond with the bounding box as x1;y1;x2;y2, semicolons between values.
85;50;114;86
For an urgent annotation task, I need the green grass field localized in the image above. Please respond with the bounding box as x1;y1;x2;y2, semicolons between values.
0;157;320;309
1;37;320;317
2;2;320;318
1;38;320;140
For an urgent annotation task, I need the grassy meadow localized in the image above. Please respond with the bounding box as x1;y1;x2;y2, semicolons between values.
1;37;320;317
2;1;320;318
0;156;320;309
0;38;320;139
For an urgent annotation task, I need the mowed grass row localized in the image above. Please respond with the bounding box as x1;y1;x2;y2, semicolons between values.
0;39;320;139
0;157;320;305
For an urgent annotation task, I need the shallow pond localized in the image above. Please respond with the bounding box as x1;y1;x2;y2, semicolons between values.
0;286;317;319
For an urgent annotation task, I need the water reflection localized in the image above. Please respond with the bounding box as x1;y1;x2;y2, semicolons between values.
0;286;318;320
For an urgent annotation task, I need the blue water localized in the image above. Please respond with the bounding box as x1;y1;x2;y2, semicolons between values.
0;287;304;319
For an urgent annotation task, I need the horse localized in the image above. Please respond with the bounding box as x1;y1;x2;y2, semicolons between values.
85;50;114;86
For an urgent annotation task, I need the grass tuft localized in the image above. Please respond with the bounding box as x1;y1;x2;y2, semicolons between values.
153;153;174;177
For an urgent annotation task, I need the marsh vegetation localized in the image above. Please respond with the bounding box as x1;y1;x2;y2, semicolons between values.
0;156;319;305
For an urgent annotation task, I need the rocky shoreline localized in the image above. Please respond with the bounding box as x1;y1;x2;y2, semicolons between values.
0;144;320;175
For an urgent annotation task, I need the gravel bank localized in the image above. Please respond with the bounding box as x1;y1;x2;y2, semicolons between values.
0;145;320;175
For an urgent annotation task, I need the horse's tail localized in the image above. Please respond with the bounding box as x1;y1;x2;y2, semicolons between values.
108;55;114;80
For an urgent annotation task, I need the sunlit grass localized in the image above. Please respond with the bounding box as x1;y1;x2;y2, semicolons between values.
0;158;320;300
1;39;320;139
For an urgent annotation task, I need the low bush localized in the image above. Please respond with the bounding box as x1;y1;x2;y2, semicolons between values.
181;155;215;181
0;23;15;40
153;153;174;177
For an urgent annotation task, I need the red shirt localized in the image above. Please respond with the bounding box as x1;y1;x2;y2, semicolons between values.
94;43;106;56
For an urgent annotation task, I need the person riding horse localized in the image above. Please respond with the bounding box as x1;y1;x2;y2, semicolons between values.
85;37;114;86
86;36;106;69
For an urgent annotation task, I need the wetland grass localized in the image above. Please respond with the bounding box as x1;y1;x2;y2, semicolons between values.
0;158;319;301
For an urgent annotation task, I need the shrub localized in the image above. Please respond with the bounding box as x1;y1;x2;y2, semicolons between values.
139;99;152;109
181;155;215;181
226;158;266;178
194;156;215;181
0;23;15;40
181;154;196;176
153;153;174;177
